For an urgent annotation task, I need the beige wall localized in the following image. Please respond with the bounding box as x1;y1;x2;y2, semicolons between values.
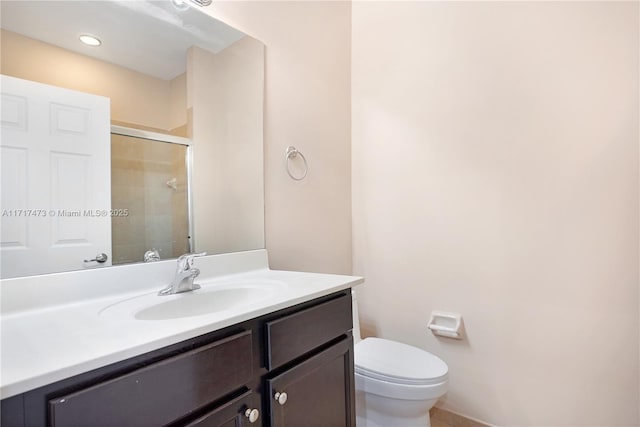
1;29;186;131
169;72;188;133
188;39;265;254
204;1;352;274
352;2;639;426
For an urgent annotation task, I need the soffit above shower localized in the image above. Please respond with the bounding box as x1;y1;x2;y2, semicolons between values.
0;0;246;80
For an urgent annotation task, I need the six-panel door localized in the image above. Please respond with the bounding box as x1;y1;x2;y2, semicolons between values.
0;74;112;278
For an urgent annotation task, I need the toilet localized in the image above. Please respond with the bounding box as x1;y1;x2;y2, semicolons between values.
352;291;448;427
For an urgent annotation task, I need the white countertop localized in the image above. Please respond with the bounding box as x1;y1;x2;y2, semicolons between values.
0;250;363;399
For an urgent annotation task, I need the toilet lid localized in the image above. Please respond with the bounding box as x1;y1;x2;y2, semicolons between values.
355;338;448;385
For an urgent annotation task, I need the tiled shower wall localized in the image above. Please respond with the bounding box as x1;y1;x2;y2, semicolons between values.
111;134;189;264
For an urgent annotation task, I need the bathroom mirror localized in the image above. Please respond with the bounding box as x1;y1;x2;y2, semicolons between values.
0;0;265;279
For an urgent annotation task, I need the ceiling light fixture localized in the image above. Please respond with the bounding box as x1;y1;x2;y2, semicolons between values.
79;34;101;47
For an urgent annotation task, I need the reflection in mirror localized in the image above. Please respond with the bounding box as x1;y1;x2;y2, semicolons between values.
0;0;265;279
111;129;190;265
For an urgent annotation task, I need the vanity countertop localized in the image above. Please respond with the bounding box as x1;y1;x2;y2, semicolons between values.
0;250;363;399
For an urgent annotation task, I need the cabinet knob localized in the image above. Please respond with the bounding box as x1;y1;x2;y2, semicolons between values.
274;391;288;405
244;408;260;423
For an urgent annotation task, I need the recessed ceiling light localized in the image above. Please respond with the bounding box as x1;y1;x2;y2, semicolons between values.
79;34;101;47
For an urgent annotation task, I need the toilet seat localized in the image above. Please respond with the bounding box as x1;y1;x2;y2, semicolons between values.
355;338;448;385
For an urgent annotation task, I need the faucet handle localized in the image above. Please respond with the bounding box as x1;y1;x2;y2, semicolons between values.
177;252;207;269
177;252;207;261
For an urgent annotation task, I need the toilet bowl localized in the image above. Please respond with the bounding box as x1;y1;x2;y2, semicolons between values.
352;292;448;427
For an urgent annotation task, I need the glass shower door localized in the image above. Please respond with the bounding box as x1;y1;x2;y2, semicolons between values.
111;133;189;265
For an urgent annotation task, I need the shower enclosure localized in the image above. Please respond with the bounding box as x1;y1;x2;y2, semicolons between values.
110;129;190;265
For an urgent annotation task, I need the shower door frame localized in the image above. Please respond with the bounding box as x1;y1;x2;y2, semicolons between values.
110;125;194;256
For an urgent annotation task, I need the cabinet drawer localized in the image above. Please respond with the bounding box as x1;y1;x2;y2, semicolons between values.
265;292;352;370
49;330;253;427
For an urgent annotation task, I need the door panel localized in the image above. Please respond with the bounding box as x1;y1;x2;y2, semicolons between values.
0;74;111;278
0;146;28;248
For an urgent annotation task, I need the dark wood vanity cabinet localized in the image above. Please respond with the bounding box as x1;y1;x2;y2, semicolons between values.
264;293;355;427
0;290;354;427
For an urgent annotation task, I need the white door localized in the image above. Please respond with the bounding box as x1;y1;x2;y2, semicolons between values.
1;75;111;278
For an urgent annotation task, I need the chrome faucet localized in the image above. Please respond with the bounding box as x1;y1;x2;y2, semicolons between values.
158;252;207;296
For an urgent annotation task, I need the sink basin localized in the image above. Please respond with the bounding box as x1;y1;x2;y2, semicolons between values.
99;279;286;320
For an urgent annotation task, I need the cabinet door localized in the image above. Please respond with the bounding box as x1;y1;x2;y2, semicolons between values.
267;337;355;427
184;391;261;427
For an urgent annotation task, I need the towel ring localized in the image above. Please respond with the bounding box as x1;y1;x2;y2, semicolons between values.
285;146;308;181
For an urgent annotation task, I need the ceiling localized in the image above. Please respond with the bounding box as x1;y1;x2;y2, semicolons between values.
0;0;246;80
